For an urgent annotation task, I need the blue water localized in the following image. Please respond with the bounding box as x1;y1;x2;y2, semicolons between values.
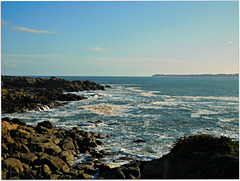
3;76;239;164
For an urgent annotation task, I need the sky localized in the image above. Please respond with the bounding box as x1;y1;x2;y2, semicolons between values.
1;1;239;76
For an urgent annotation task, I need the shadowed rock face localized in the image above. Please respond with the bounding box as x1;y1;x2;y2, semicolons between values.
141;135;239;179
1;76;105;113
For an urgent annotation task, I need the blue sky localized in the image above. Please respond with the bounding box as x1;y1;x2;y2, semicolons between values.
1;1;239;76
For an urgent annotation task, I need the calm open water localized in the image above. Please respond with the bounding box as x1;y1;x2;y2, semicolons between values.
3;76;239;164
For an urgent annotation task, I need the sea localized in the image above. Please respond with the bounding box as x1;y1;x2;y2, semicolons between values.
2;76;239;166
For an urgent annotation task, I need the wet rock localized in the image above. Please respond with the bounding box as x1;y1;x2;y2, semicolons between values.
133;139;146;143
97;133;106;139
37;121;54;129
2;117;11;122
96;140;104;145
10;118;27;126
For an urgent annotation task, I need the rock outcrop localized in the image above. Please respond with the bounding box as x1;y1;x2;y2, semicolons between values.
141;134;239;179
1;76;105;113
1;118;107;179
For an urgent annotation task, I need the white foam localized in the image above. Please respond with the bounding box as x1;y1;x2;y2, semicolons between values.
218;118;237;123
191;109;219;118
141;92;158;97
126;87;143;92
79;104;119;116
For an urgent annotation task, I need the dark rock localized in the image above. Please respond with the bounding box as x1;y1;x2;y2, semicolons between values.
133;139;146;143
76;164;97;175
105;85;111;88
11;118;27;126
37;121;54;129
96;140;104;145
2;117;11;122
35;126;49;134
100;167;126;179
141;135;239;179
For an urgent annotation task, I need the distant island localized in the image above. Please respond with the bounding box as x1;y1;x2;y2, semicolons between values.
152;73;239;77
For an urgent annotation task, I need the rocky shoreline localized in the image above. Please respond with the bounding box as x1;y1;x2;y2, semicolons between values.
2;76;105;113
1;76;239;179
2;118;239;179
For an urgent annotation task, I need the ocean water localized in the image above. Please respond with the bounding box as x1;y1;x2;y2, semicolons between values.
3;76;239;164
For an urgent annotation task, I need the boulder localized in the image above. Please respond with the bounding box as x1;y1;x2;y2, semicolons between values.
11;118;27;126
60;151;74;166
42;142;62;155
40;155;70;173
19;153;38;164
37;121;54;129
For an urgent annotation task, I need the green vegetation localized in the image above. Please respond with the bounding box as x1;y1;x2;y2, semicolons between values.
171;134;239;154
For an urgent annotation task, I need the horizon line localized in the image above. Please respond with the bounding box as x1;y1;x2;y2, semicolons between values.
1;73;239;77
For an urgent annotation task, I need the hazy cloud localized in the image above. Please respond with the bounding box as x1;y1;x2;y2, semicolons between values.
1;19;10;26
2;62;18;68
227;41;233;45
89;47;106;52
11;27;56;34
